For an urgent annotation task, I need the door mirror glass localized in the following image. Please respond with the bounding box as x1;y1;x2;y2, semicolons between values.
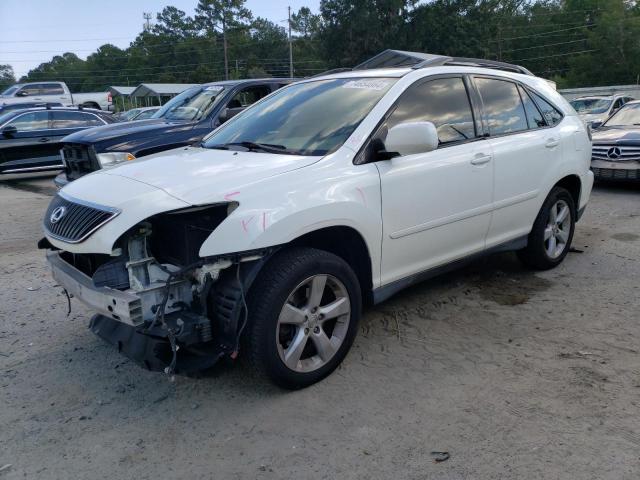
384;122;439;156
16;90;29;97
590;120;603;130
2;125;18;137
218;107;230;123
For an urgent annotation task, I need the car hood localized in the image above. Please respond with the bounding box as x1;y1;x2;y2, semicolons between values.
99;146;321;205
62;118;193;144
592;126;640;144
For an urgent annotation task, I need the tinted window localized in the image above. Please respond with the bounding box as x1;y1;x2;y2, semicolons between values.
476;78;528;135
228;85;272;108
385;77;476;144
519;86;546;129
41;83;65;95
6;111;49;131
153;86;226;121
51;111;104;128
133;109;157;120
531;92;563;126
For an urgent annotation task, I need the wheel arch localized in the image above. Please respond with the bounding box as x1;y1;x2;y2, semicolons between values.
288;225;374;305
553;174;581;211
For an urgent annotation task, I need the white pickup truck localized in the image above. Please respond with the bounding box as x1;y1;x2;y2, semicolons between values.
0;81;112;111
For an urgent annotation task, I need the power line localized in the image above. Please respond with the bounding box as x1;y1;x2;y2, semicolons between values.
511;49;598;63
502;38;588;54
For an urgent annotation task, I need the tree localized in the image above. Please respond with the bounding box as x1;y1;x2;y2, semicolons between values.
0;65;16;90
195;0;252;79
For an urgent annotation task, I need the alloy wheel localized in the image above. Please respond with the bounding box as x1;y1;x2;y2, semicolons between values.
544;199;571;259
276;274;351;373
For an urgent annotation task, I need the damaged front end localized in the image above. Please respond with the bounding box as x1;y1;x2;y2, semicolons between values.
43;200;271;374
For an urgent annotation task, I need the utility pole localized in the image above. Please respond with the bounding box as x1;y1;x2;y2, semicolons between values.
223;12;229;80
143;12;152;32
288;6;293;78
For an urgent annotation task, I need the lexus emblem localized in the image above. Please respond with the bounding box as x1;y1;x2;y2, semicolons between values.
607;146;622;159
50;206;67;224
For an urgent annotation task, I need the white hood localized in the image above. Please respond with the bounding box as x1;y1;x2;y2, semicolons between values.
101;146;321;205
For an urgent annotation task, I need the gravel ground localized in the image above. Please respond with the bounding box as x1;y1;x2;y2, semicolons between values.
1;173;639;480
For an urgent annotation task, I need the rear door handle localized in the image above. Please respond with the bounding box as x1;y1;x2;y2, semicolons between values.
39;137;50;143
545;138;559;148
471;154;492;165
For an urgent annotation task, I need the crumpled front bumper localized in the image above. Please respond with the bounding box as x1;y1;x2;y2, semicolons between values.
46;250;143;326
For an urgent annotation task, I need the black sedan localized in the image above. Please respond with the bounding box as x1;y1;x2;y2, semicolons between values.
55;78;295;187
0;107;115;175
591;100;640;181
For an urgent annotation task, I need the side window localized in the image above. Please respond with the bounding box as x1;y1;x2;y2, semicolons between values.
519;86;546;129
475;78;528;135
17;84;41;96
7;111;49;131
384;77;476;144
41;83;65;95
530;92;563;126
228;85;272;109
51;111;104;128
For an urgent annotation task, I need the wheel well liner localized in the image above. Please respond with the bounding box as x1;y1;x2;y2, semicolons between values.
554;175;581;211
289;226;374;304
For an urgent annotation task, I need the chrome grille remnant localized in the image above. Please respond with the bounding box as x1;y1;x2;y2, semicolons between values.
43;192;120;243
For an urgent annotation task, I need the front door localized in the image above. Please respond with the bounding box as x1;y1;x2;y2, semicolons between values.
376;76;494;285
0;111;61;173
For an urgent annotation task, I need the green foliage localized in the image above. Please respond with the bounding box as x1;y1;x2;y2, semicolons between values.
0;64;17;90
16;0;640;92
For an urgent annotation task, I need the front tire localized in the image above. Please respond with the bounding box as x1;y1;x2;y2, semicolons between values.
518;186;576;270
246;247;361;389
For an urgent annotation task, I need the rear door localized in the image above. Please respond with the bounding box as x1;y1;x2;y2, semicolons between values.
40;83;71;104
0;111;62;173
377;76;494;285
473;76;562;247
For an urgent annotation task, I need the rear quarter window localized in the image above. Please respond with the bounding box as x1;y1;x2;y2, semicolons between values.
530;92;563;126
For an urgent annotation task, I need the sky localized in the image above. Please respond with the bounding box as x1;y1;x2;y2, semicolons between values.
0;0;320;79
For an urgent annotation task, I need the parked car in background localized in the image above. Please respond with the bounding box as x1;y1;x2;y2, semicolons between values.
0;101;63;115
0;81;112;111
569;94;634;127
590;100;640;181
0;106;115;174
114;107;160;122
54;78;295;187
42;57;593;388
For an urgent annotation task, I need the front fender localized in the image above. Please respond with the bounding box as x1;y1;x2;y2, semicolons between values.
198;158;383;286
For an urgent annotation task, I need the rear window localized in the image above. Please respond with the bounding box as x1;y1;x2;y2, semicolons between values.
51;111;104;128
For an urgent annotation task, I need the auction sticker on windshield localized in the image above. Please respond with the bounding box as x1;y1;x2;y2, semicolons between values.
342;80;391;90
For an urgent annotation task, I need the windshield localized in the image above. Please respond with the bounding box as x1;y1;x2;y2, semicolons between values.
570;98;612;115
604;103;640;127
1;86;18;96
203;78;397;156
152;85;225;121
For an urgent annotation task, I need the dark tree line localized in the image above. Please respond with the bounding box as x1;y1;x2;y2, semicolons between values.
8;0;640;93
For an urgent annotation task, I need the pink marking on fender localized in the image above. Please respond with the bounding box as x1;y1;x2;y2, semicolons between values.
224;191;240;200
356;187;366;205
241;216;255;232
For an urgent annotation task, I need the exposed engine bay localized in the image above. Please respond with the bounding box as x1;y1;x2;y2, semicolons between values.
43;204;272;374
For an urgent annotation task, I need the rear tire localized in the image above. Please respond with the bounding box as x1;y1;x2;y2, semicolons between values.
246;247;361;389
517;186;575;270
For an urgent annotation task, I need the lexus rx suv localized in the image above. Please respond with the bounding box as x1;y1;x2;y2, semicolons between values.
41;54;593;389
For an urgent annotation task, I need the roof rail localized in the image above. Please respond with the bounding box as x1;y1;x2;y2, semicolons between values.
419;56;533;76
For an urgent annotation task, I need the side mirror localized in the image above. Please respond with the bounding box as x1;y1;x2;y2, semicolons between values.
16;91;29;97
384;122;439;157
590;120;603;130
2;125;17;137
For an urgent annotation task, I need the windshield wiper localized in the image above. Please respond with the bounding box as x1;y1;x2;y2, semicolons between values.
208;141;295;154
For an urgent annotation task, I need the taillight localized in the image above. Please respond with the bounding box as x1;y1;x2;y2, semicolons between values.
107;93;112;103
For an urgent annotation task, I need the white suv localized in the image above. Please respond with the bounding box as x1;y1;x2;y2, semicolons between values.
42;57;593;388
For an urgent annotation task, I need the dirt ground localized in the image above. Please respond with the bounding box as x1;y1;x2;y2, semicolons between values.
1;172;639;480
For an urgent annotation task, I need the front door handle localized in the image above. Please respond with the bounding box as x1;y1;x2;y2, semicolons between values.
39;137;50;143
545;138;559;148
471;154;492;165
